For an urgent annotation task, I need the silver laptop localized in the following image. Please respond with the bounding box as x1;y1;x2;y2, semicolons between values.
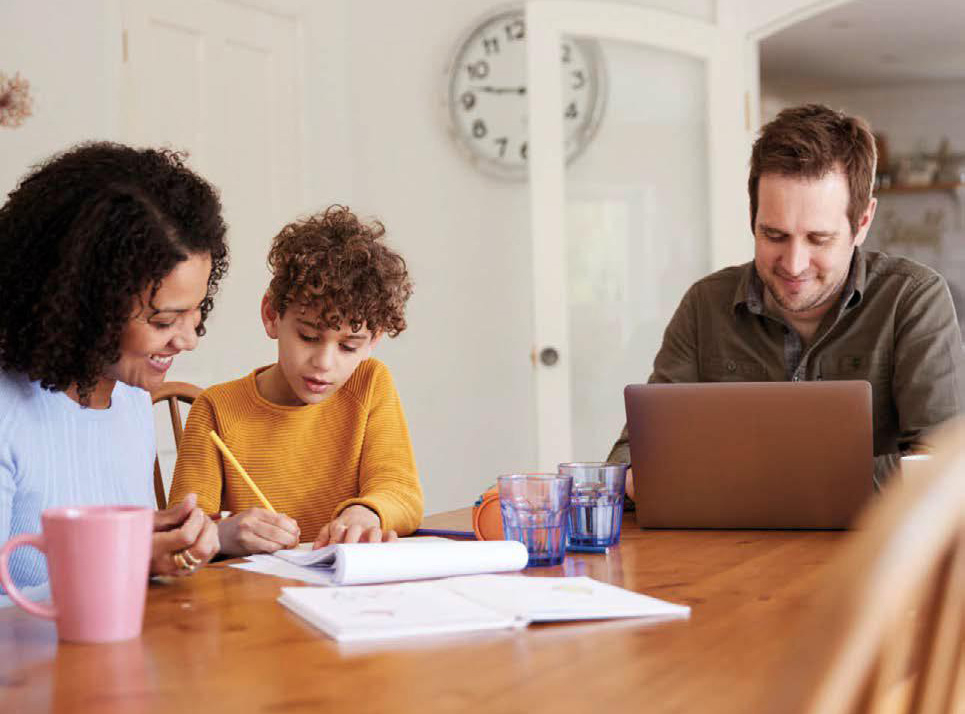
624;381;874;529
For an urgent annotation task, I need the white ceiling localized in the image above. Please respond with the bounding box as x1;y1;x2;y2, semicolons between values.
760;0;965;88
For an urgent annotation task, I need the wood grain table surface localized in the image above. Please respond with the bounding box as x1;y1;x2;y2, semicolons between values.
0;510;845;714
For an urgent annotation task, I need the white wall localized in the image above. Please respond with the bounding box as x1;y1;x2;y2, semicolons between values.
737;0;853;39
762;81;965;156
0;0;123;194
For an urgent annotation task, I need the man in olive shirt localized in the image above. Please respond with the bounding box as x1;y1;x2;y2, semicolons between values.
609;104;965;488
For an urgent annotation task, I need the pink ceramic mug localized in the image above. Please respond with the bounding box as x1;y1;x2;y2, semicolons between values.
0;505;154;643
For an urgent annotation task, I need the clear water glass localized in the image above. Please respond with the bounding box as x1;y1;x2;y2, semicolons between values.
497;474;572;567
558;462;627;547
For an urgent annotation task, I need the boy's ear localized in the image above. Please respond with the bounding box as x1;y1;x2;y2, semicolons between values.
261;294;280;340
369;330;384;350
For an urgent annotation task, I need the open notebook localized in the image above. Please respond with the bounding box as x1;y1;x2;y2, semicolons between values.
279;574;691;642
231;539;530;586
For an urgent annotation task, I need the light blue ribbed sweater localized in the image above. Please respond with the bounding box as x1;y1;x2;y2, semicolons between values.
0;371;155;605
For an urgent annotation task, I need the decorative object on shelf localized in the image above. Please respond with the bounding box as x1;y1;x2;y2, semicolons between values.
0;71;34;129
934;137;965;184
896;155;939;187
444;5;607;180
887;139;965;189
878;208;945;252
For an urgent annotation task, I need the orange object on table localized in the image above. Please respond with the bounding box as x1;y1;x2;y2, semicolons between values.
471;486;504;540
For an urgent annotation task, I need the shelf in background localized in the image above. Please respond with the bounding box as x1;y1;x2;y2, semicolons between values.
877;181;965;195
877;181;965;229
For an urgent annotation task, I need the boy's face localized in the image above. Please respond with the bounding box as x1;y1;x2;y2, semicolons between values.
261;295;381;406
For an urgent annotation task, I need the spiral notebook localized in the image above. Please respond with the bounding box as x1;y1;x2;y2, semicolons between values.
231;539;530;586
279;574;691;642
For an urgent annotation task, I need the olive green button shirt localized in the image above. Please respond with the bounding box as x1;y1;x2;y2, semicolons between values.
607;249;965;487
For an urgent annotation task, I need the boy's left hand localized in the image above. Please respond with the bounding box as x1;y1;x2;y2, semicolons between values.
313;505;399;548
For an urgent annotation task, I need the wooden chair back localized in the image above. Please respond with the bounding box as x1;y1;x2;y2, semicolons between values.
150;381;202;510
764;419;965;714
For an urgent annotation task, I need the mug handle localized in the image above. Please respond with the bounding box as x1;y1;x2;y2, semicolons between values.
0;533;57;620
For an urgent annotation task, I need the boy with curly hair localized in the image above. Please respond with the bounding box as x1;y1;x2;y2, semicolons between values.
169;205;423;555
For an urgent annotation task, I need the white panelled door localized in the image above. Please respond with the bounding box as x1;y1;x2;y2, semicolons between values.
525;1;749;469
121;0;304;488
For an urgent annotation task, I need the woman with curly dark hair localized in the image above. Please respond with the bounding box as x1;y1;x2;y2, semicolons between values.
0;142;230;601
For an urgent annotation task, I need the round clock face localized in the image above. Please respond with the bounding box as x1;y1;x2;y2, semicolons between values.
446;7;606;180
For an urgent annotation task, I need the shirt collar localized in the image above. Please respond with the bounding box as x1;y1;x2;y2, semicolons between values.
733;261;764;315
844;247;865;310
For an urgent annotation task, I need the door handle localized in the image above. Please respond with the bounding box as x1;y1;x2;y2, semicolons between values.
539;347;560;367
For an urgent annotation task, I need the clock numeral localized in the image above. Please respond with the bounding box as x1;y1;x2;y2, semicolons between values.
520;141;528;160
472;119;487;139
504;19;525;41
482;36;500;55
461;91;476;111
494;137;508;158
466;60;490;81
561;43;572;63
565;102;578;120
571;70;586;90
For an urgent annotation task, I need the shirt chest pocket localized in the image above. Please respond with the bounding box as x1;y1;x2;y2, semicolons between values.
819;354;891;381
702;356;769;382
819;353;894;418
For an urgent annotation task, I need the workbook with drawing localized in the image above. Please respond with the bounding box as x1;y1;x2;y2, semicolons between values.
231;539;530;586
278;574;691;642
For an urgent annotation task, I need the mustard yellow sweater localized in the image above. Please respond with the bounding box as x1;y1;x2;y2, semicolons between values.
169;359;423;538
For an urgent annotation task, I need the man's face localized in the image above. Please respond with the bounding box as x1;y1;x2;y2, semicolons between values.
754;170;875;316
262;297;380;406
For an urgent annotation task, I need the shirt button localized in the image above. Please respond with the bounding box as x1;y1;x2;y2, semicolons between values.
727;361;737;372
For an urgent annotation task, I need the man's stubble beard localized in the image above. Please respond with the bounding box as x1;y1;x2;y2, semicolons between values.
762;269;848;315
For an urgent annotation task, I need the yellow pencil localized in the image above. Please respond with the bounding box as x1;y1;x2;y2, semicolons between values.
208;430;276;513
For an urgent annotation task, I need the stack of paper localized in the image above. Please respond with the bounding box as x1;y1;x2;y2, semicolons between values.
230;539;530;585
278;574;691;642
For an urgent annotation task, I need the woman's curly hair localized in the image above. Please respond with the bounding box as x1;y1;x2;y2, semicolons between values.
267;205;412;337
0;142;229;402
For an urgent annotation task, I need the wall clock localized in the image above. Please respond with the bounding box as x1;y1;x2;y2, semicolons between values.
445;5;606;180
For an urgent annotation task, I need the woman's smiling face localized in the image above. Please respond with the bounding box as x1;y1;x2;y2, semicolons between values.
103;253;212;394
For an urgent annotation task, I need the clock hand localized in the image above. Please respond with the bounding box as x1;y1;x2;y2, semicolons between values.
473;86;527;95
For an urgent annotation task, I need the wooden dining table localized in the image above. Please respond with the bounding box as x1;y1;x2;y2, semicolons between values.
0;509;845;713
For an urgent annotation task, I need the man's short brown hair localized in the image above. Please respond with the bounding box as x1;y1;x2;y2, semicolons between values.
266;205;413;337
748;104;877;236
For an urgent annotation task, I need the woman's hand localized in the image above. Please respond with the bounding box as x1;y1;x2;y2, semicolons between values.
217;508;300;557
151;493;219;577
313;505;398;548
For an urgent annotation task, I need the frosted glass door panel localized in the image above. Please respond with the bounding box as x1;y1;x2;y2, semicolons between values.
565;39;710;461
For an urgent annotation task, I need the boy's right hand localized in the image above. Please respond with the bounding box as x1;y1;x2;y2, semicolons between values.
217;508;300;556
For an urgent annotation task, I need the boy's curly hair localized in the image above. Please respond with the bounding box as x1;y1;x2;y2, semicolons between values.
266;205;413;337
0;142;229;402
